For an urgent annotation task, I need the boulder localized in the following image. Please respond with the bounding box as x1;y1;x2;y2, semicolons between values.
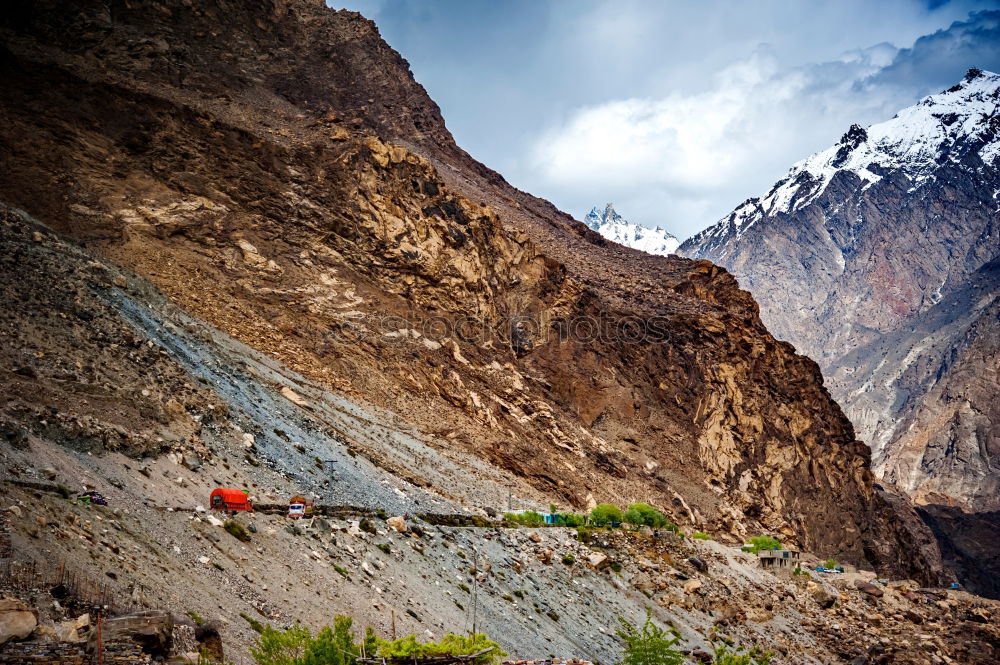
0;597;38;644
812;587;837;609
528;532;542;543
386;516;407;533
854;580;884;598
587;552;609;570
89;609;173;656
683;579;703;595
688;556;708;573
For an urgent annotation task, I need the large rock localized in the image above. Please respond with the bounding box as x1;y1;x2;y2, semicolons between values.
812;587;837;609
854;580;884;598
386;516;407;533
89;609;173;655
0;597;37;644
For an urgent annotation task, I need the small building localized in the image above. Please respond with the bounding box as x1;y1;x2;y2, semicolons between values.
758;549;801;569
210;488;252;514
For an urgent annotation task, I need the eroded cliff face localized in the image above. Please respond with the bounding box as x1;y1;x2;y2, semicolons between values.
0;0;940;579
681;72;1000;516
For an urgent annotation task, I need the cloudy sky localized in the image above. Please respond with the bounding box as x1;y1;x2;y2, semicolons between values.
331;1;1000;239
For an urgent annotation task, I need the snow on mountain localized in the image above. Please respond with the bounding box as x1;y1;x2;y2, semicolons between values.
584;203;680;256
683;68;1000;254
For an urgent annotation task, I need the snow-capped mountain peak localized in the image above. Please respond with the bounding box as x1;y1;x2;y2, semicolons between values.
683;68;1000;254
584;203;680;256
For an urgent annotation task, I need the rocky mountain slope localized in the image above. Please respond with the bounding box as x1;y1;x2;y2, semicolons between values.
680;69;1000;517
0;2;965;654
584;204;680;256
7;163;993;665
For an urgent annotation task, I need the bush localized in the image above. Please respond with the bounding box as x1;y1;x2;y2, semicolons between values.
240;612;265;634
824;558;838;570
504;511;545;527
224;520;251;542
186;610;205;625
691;532;711;540
590;504;623;527
377;543;391;554
359;519;376;534
742;536;782;553
376;633;505;665
616;609;684;665
710;636;773;665
561;554;575;565
624;503;669;528
251;624;312;665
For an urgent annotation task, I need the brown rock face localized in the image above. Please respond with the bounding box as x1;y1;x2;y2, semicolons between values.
0;0;941;579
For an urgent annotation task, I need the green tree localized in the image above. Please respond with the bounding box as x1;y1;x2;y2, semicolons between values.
625;503;669;528
742;536;783;553
590;503;623;527
300;616;359;665
616;609;684;665
250;624;312;665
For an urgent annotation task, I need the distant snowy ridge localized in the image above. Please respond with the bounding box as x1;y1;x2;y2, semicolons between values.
584;203;680;256
683;68;1000;255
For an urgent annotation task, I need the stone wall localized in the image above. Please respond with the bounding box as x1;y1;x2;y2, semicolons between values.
0;640;149;664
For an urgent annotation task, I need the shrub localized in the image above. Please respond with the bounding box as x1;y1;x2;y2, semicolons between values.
186;610;205;625
624;503;669;529
240;612;265;634
616;609;684;665
334;565;349;578
376;509;387;520
359;519;376;534
561;554;575;565
710;636;773;665
375;632;505;665
224;520;251;542
504;511;545;527
824;558;838;570
691;532;711;540
251;624;312;665
590;504;623;527
376;543;391;555
742;536;782;553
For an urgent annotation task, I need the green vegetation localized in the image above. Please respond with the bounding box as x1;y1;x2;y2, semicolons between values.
610;561;623;574
241;612;265;634
224;520;251;542
741;536;783;554
710;636;773;665
456;551;467;559
590;504;624;527
457;583;471;594
334;565;349;578
823;558;838;570
250;617;502;665
359;519;376;534
501;594;514;602
546;610;560;622
376;508;387;520
504;511;546;527
376;543;391;555
623;503;669;529
561;554;575;565
512;590;525;599
616;609;684;665
691;532;711;541
375;633;505;665
186;610;205;625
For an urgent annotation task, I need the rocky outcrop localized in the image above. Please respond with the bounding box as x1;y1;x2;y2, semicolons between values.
0;0;942;580
681;70;1000;515
0;598;37;645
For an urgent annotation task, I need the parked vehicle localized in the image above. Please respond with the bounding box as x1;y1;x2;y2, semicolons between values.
210;488;252;514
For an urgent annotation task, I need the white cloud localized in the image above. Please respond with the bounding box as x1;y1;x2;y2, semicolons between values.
530;47;910;237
